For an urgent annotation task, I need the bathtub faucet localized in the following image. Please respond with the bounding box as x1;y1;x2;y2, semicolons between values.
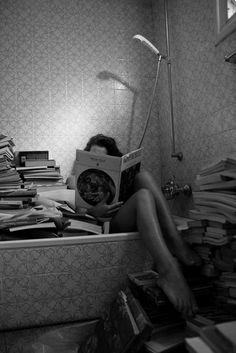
161;176;192;199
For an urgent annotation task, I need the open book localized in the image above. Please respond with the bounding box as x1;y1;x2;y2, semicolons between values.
74;147;143;211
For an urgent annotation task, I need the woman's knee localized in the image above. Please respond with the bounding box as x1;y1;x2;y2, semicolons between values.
135;170;150;183
135;188;155;206
134;171;163;198
134;170;157;189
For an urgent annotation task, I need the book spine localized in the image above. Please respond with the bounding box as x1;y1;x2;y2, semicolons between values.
19;151;49;166
25;159;56;167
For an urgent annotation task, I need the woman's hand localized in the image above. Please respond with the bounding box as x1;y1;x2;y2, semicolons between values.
88;193;123;218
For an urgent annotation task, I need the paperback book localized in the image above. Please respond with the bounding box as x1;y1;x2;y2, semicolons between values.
74;148;143;211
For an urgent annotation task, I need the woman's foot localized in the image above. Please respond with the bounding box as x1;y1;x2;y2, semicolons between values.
157;263;198;317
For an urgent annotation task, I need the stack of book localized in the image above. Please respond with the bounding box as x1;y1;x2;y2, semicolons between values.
0;204;63;240
182;156;236;305
127;270;235;353
185;320;236;353
126;270;235;352
16;152;67;192
175;216;207;246
127;270;185;331
214;271;236;307
128;270;214;325
192;155;236;223
191;191;236;244
58;266;236;353
182;213;236;278
0;134;22;191
0;188;37;211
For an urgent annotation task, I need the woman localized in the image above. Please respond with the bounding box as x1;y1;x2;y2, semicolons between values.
73;134;201;317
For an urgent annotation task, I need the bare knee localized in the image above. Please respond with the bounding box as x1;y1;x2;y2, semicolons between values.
135;171;150;184
135;188;155;207
134;171;160;191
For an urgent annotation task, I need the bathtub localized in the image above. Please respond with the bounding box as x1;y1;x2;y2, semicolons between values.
0;232;153;330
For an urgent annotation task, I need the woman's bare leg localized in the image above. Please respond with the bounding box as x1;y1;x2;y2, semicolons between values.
110;189;198;317
134;171;202;267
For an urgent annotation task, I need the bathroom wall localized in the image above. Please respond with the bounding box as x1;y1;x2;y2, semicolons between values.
152;0;236;215
0;0;161;184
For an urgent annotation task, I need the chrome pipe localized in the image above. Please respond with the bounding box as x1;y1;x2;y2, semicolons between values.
164;0;183;161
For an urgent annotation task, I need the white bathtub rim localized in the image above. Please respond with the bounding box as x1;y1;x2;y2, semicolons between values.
0;232;140;249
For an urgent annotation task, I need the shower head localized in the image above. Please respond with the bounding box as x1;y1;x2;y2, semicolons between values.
133;34;160;56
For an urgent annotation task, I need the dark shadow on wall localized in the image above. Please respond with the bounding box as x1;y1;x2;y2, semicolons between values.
97;70;138;152
68;71;138;181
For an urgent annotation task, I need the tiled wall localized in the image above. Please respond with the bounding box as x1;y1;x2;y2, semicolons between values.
1;0;235;209
0;237;152;330
0;0;161;184
152;0;236;215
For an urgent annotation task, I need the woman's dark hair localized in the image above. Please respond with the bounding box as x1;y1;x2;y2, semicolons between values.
84;134;123;157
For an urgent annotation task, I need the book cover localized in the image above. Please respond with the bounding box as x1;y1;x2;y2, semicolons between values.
0;199;23;209
36;184;68;192
124;287;153;349
199;156;236;177
78;290;140;353
144;326;187;353
195;169;236;186
127;271;169;310
193;191;236;208
206;226;236;236
18;150;49;166
16;166;48;172
63;218;102;235
25;159;56;167
24;319;99;353
186;315;215;335
74;148;143;211
188;209;228;224
215;321;236;351
185;336;215;353
208;220;236;229
194;206;236;224
216;287;236;299
200;324;234;353
198;179;236;191
9;221;57;232
194;200;236;214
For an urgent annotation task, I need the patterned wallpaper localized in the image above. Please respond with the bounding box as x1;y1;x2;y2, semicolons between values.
152;0;236;214
0;0;161;183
